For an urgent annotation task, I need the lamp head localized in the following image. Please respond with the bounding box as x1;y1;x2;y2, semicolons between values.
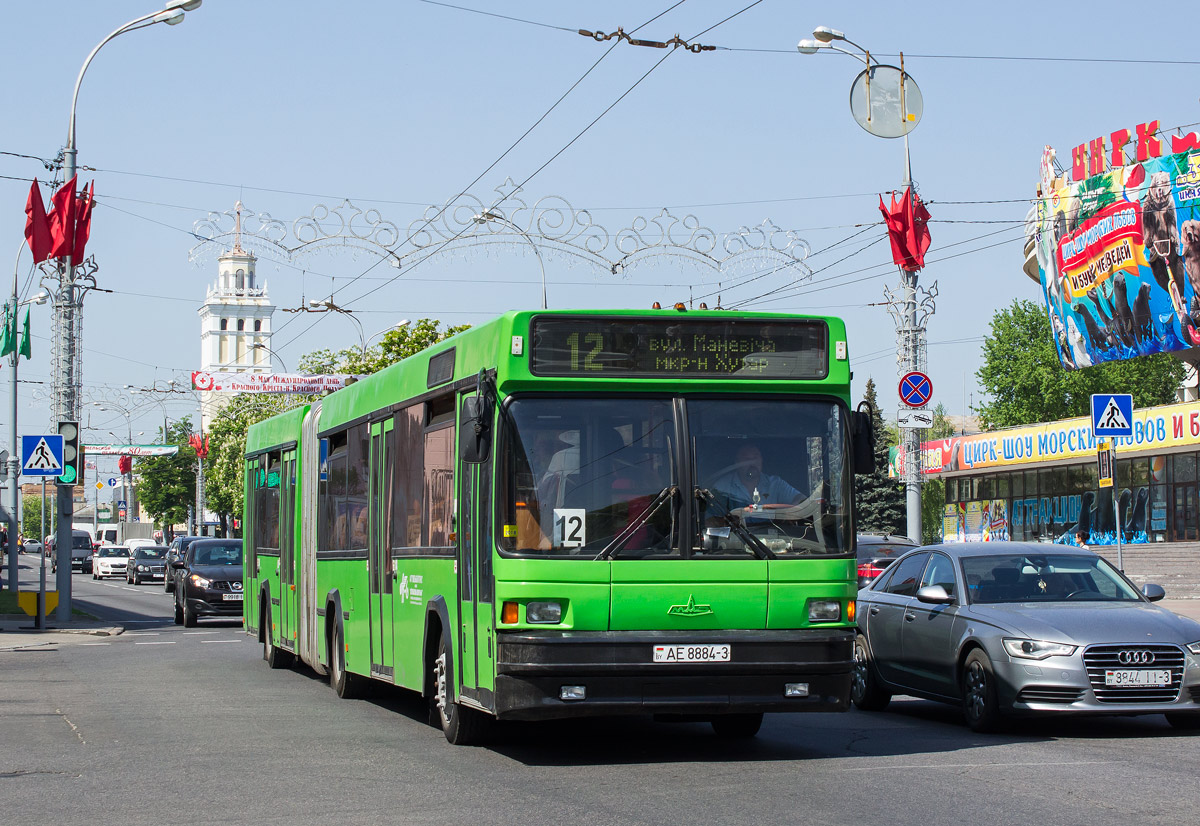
396;319;411;329
796;38;824;54
308;299;322;308
32;290;49;305
154;9;186;25
813;25;844;42
164;0;203;11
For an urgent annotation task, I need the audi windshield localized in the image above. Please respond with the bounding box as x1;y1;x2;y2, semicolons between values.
963;553;1143;604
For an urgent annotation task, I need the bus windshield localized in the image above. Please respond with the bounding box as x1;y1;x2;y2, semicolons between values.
497;396;851;558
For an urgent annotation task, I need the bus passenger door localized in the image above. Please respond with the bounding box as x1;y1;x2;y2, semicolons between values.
456;392;497;703
279;450;297;649
368;420;394;676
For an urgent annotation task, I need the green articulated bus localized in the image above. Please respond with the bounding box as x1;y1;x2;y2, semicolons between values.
244;308;875;743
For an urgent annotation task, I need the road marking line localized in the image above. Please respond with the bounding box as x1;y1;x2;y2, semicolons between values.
126;633;160;636
200;640;241;644
134;641;176;645
183;631;218;635
80;643;110;646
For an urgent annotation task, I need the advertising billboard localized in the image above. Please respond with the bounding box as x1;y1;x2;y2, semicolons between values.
1034;123;1200;369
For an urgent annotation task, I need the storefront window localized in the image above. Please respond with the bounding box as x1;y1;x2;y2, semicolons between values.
1011;473;1023;497
1173;453;1196;483
996;474;1010;499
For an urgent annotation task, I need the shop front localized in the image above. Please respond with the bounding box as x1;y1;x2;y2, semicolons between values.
922;400;1200;545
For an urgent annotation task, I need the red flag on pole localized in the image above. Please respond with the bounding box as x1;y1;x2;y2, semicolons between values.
878;186;932;272
47;175;79;260
189;434;209;459
118;455;132;475
24;179;53;263
72;181;95;263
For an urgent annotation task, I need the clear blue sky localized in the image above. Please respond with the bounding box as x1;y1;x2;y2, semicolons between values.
3;0;1197;489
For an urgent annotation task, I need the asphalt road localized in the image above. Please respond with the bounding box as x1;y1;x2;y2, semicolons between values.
3;566;1199;826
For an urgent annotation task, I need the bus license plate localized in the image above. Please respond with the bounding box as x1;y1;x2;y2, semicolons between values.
223;593;243;601
652;644;731;663
1105;669;1170;687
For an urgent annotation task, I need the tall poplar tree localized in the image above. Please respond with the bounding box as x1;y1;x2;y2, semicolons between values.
855;378;906;535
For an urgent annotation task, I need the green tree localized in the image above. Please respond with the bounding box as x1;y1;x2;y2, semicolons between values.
21;493;51;541
298;318;471;376
137;418;197;531
976;299;1184;429
920;403;957;543
855;378;906;535
205;395;312;536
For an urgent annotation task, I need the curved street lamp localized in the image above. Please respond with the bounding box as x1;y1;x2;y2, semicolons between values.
249;341;288;374
50;0;203;621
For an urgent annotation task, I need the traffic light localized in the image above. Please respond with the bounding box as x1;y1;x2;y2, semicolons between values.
58;421;80;485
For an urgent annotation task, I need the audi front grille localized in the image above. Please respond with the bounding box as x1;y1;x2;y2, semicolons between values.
1082;644;1185;704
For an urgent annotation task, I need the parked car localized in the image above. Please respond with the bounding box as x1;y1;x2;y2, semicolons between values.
164;535;204;593
173;539;244;627
126;545;168;585
93;545;131;579
856;533;917;588
852;541;1200;732
50;530;96;574
22;539;43;556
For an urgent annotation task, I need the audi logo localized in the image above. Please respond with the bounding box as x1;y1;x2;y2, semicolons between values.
1117;649;1155;665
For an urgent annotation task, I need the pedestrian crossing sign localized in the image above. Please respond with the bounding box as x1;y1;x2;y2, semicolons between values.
21;434;65;477
1091;393;1133;438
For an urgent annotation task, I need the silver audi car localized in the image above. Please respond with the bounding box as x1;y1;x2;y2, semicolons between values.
853;541;1200;732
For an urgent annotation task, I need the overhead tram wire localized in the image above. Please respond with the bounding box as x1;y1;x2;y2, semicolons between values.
299;0;769;347
275;2;739;351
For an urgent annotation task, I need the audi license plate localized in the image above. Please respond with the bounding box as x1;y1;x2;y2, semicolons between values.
1105;669;1170;687
652;644;731;663
222;593;243;601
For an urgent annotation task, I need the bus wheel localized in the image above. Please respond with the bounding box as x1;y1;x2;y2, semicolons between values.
263;612;293;669
433;632;487;745
711;713;763;739
331;619;361;699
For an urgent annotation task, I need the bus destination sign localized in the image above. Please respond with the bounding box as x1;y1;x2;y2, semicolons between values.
530;317;828;379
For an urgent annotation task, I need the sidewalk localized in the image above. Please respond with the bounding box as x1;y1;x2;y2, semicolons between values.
1160;599;1200;622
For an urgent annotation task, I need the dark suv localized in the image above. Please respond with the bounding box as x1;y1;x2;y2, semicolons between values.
172;539;244;627
50;530;96;574
855;533;918;589
164;535;204;593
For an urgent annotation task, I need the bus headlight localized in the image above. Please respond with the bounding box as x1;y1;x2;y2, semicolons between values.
808;600;841;622
526;601;562;624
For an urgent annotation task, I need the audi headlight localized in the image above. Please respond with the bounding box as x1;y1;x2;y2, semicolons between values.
1187;641;1200;656
189;574;211;588
1002;638;1077;660
526;601;562;624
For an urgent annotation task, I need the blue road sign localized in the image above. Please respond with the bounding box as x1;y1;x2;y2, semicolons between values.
899;371;933;408
1091;393;1133;437
107;477;118;487
21;434;64;477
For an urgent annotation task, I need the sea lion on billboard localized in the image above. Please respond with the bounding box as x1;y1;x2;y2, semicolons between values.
1066;317;1092;367
1072;302;1109;351
1132;281;1153;342
1111;271;1138;347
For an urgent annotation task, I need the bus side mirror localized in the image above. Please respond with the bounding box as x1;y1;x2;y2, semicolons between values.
852;405;875;474
459;395;492;464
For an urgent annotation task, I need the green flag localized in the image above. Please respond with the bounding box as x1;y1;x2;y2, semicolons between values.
19;308;31;360
0;304;13;357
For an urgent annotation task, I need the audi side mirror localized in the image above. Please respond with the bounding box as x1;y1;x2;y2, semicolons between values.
915;584;954;605
1141;583;1165;602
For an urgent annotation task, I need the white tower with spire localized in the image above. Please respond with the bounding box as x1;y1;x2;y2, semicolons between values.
198;201;276;375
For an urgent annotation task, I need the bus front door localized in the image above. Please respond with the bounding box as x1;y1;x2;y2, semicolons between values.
278;450;296;649
456;394;496;705
368;420;394;677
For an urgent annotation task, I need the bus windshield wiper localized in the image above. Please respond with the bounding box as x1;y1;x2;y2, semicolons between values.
695;488;775;559
594;486;678;560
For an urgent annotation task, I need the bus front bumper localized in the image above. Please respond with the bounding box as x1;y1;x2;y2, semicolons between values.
493;628;854;720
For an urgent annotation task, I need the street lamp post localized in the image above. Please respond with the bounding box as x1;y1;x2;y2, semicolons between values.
52;0;203;622
474;211;547;309
5;250;49;590
798;25;930;543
